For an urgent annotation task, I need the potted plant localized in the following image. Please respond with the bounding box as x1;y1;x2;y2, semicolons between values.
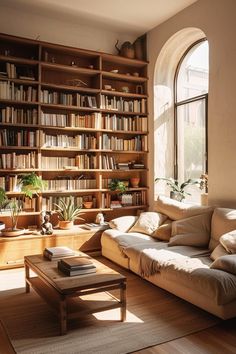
54;196;84;229
155;177;200;202
1;172;46;236
199;173;208;205
108;179;128;194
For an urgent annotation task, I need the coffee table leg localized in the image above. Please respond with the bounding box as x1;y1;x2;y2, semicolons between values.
25;263;30;293
120;282;126;321
59;297;67;335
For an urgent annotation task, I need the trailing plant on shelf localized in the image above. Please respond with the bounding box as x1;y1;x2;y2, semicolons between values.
108;179;128;194
2;173;46;236
155;177;200;201
54;196;84;230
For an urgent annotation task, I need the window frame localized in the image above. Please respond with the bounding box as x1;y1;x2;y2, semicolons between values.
174;38;208;181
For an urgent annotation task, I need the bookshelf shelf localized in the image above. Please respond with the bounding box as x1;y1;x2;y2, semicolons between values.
0;32;149;231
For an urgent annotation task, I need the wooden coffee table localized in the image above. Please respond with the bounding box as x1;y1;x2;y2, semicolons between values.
24;253;126;335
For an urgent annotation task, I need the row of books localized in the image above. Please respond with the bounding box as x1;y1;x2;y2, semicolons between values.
42;133;97;149
40;112;101;128
0;152;37;169
0;107;38;125
101;191;146;208
100;156;146;171
4;63;36;81
101;114;148;132
44;178;96;191
0;129;40;147
42;195;96;211
40;90;97;108
0;82;37;101
41;154;97;169
100;95;147;113
101;134;148;151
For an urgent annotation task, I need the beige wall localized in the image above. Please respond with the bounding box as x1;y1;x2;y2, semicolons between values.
0;5;135;54
148;0;236;208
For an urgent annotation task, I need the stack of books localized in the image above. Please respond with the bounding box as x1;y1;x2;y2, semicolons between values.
58;256;96;276
43;246;75;261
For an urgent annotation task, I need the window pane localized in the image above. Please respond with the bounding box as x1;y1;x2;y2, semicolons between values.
177;99;206;202
177;41;209;102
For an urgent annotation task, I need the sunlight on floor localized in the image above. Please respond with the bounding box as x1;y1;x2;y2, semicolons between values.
93;308;144;323
0;267;25;291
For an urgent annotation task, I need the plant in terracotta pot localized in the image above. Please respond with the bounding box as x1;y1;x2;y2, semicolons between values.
1;172;46;236
54;196;84;229
155;177;200;202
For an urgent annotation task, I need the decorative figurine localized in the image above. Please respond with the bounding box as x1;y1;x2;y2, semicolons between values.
95;212;105;225
41;211;53;235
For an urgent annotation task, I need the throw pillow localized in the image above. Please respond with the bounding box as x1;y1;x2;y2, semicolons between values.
209;208;236;251
210;255;236;276
220;230;236;253
128;212;167;236
210;244;229;261
154;195;213;221
168;211;212;247
108;215;138;233
152;219;172;241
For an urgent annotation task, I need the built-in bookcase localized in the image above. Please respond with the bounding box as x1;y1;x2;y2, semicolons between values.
0;33;149;228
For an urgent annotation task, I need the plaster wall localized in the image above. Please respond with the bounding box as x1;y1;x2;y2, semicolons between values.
0;5;135;54
148;0;236;208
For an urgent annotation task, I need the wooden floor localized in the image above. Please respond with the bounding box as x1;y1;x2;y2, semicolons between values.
1;267;236;354
135;317;236;354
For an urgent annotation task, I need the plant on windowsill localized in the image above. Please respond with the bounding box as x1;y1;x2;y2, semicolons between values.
155;177;200;202
1;172;47;237
54;196;85;230
199;173;208;206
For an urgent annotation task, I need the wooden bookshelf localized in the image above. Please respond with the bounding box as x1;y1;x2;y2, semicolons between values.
0;32;149;228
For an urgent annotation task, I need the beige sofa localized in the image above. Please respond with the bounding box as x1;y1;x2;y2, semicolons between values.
101;196;236;319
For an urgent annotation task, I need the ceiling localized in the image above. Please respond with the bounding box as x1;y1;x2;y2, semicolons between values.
2;0;198;35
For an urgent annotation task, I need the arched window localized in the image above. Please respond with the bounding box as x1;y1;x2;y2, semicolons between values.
174;39;209;201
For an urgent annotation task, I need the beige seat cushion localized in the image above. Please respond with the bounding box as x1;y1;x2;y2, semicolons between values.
161;261;236;305
168;211;212;247
210;208;236;250
154;195;213;221
152;219;172;241
210;244;229;261
128;212;167;235
211;255;236;276
220;230;236;253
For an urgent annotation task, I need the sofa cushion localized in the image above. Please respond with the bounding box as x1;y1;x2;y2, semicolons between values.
109;215;138;233
220;230;236;253
210;208;236;251
210;255;236;276
168;211;212;247
128;212;167;235
154;195;213;221
161;263;236;305
152;219;172;241
210;244;229;261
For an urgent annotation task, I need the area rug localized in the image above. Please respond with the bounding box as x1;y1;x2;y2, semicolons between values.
0;260;219;354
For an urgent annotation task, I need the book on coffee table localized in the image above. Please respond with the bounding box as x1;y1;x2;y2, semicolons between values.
44;246;75;260
60;256;94;269
58;256;96;276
